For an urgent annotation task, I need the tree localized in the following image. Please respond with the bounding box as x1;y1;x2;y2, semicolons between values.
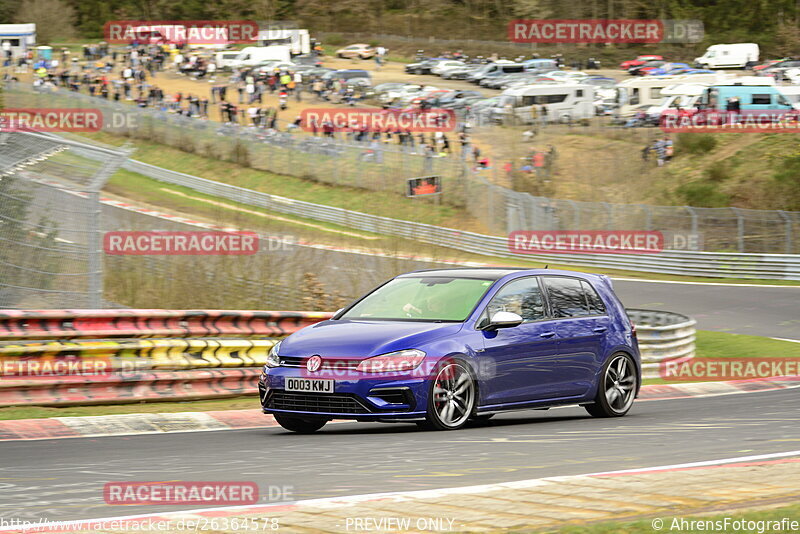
13;0;76;44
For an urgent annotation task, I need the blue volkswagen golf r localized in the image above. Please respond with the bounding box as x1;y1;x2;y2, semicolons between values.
259;268;640;432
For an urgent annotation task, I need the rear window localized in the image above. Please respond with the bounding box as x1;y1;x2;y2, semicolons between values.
543;277;605;318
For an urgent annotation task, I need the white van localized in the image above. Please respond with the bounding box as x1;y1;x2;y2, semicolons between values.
502;83;596;123
615;73;726;117
214;50;242;70
645;83;709;122
694;43;759;69
229;46;292;69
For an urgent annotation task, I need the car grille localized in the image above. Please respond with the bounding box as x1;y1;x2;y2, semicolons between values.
266;391;371;414
278;356;361;370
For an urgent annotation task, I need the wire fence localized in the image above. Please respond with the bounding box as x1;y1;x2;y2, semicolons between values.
5;83;800;253
0;132;130;308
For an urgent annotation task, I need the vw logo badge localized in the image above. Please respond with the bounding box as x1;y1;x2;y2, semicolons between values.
306;355;323;373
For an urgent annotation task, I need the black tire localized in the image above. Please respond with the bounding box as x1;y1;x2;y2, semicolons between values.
273;413;328;433
585;352;638;418
420;359;477;431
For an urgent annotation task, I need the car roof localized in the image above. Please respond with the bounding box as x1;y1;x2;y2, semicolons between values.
398;267;604;281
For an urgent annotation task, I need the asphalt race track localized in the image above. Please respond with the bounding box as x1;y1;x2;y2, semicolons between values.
612;279;800;341
1;388;798;522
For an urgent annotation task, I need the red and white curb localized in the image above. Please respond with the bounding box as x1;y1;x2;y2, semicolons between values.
2;450;799;533
1;377;798;442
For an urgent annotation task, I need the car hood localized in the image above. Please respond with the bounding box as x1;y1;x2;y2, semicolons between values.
279;319;464;359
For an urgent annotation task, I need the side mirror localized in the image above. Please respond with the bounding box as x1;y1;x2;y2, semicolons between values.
483;311;523;331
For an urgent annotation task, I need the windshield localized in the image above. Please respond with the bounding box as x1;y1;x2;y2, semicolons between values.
340;276;494;321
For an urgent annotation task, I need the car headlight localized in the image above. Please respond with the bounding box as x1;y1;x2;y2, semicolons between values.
264;340;282;369
356;349;426;373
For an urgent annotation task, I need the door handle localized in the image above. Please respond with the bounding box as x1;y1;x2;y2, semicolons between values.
593;327;608;333
540;331;556;338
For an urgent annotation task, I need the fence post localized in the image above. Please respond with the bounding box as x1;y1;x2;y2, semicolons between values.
778;210;792;254
602;202;612;230
642;204;653;231
86;193;103;308
685;206;698;234
731;207;745;252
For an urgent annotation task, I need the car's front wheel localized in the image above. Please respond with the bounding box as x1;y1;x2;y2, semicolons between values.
273;413;328;433
418;359;476;430
585;352;637;417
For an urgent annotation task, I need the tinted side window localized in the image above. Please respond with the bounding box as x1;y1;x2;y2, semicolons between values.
486;277;546;323
581;280;606;315
752;94;772;105
543;277;588;318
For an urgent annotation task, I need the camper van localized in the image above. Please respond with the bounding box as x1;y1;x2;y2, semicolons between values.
615;73;725;117
699;82;796;111
502;83;596;123
229;46;292;69
694;43;759;69
645;83;709;122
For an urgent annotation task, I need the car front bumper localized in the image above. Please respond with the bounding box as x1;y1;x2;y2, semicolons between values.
259;368;430;420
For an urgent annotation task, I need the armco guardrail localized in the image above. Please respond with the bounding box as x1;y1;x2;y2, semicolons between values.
1;308;689;406
66;142;800;279
110;155;800;280
628;309;697;380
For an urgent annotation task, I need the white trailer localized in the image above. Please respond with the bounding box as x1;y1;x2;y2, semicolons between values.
257;28;310;55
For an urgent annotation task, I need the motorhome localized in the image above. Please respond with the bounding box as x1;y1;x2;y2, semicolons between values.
229;46;292;69
615;73;726;117
694;43;759;69
257;28;311;56
502;83;596;123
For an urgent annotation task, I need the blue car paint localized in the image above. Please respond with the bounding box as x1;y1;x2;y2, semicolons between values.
260;268;640;421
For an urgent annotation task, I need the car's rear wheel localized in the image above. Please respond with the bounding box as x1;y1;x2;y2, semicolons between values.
418;360;476;430
273;413;328;433
585;353;637;417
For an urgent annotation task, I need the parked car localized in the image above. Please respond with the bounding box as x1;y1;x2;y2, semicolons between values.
755;58;800;79
322;69;372;87
379;84;425;104
260;268;641;433
627;61;665;76
405;58;448;75
335;44;375;59
619;55;663;70
431;60;467;75
441;65;482;79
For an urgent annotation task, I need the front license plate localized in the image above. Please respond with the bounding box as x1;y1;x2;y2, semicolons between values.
285;378;334;393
